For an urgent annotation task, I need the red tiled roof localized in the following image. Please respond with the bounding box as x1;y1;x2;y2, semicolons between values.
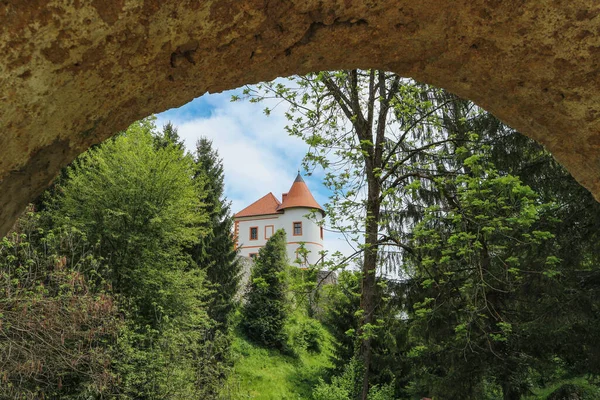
234;192;282;218
278;173;325;215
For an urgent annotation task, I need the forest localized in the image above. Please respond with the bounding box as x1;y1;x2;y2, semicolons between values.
2;70;600;400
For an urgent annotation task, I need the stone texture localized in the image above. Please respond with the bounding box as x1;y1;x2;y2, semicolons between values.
1;0;600;236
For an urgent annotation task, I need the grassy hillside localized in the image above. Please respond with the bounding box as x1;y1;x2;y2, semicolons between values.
221;320;334;399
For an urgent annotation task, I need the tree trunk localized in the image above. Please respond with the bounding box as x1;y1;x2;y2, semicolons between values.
359;175;381;400
502;382;521;400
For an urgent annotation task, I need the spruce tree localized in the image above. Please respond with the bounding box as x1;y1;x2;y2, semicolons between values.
242;229;289;349
193;137;241;330
154;121;185;151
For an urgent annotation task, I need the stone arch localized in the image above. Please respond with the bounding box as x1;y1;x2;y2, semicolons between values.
1;0;600;236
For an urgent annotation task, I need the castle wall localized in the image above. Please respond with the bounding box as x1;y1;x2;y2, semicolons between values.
278;208;324;266
236;207;324;266
236;215;280;259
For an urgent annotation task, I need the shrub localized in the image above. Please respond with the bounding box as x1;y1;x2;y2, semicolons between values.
0;215;121;399
312;358;362;400
289;318;326;353
368;383;397;400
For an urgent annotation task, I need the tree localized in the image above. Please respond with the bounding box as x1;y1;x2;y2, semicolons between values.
153;121;185;151
401;93;600;399
192;137;241;330
188;137;242;397
406;149;560;399
486;115;600;381
241;70;452;398
50;119;216;398
242;229;289;349
55;119;206;323
320;270;411;397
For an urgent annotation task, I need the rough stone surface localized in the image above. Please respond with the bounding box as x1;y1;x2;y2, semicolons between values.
2;0;600;236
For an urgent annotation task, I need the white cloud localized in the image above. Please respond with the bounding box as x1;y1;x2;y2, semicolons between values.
156;89;358;261
158;91;302;212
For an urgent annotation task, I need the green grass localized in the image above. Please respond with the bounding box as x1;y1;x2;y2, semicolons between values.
221;326;334;399
221;266;336;399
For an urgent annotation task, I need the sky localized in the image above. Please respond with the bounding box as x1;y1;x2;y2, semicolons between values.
155;88;356;259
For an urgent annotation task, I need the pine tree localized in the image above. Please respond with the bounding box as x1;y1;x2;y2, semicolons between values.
192;137;241;331
242;229;289;349
320;269;411;395
154;121;185;151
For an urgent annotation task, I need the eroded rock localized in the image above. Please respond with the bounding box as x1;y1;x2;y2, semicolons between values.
1;0;600;236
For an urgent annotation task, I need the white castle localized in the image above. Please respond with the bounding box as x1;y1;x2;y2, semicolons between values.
234;173;325;266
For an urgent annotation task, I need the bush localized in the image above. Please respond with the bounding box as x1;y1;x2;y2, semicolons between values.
368;383;397;400
312;357;397;400
288;318;326;353
0;214;121;399
313;358;362;400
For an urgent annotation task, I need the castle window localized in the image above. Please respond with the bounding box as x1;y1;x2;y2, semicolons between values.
293;221;302;236
250;227;258;240
320;226;323;239
249;253;258;260
265;225;274;239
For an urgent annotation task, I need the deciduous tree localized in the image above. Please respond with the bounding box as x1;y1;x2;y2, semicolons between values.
50;119;215;398
241;70;452;398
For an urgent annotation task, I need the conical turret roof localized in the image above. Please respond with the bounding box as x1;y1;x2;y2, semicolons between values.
278;173;325;215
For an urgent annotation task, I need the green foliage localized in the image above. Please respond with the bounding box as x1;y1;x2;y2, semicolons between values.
242;230;289;349
312;358;363;400
287;316;326;354
320;270;361;370
178;137;243;396
367;383;396;400
55;119;206;324
545;383;600;400
286;263;320;317
523;378;600;400
153;121;185;151
312;357;395;400
403;139;586;399
0;209;121;399
39;119;222;398
192;137;242;331
112;322;197;399
223;325;334;400
319;270;410;397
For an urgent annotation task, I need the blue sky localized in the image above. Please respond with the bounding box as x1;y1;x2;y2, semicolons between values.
156;89;355;258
